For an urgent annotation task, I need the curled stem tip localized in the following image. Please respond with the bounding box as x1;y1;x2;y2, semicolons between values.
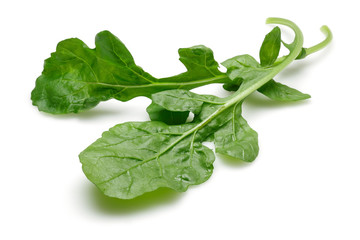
266;18;332;59
305;25;332;56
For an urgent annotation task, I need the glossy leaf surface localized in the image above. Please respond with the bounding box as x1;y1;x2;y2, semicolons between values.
80;121;215;199
31;31;228;114
81;89;259;198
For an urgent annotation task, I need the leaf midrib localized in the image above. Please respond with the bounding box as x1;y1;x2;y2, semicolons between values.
58;43;229;89
60;75;228;89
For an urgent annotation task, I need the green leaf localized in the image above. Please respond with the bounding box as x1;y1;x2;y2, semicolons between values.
152;89;220;113
258;79;311;101
260;27;281;66
31;32;229;114
79;121;215;199
81;90;259;199
214;102;258;162
169;45;225;82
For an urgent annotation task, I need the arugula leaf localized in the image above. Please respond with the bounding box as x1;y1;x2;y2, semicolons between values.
79;121;215;199
258;79;310;101
213;102;258;162
80;18;316;199
31;32;229;114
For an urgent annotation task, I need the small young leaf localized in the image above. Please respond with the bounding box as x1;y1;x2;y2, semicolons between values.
260;27;281;66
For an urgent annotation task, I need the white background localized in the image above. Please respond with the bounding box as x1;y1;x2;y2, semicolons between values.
1;0;359;239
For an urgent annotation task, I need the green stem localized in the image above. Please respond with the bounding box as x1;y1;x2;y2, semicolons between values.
117;18;308;173
304;25;332;56
86;75;228;88
103;18;329;185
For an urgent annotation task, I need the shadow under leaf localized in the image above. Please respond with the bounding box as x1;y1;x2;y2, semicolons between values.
217;153;254;168
88;184;184;215
48;108;122;120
